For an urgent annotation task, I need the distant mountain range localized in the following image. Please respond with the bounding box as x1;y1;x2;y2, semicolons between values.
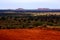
0;8;60;12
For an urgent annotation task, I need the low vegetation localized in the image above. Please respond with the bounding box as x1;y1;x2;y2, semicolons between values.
0;14;60;29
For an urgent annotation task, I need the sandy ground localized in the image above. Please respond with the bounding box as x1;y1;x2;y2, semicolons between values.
0;29;60;40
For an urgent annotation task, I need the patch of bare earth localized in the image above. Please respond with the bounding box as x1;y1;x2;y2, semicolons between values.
0;29;60;40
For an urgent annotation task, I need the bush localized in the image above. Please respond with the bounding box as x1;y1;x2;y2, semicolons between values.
33;21;44;26
47;22;54;26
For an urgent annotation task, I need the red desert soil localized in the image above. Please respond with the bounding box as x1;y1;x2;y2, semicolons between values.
0;29;60;40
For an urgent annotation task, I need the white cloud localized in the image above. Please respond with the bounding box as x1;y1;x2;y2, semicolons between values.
0;0;59;3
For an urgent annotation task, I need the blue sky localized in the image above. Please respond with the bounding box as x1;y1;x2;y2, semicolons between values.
0;0;60;9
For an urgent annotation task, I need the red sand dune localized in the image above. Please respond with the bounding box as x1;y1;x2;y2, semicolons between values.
0;29;60;40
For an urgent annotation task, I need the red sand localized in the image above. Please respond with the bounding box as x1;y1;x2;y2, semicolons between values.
0;29;60;40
